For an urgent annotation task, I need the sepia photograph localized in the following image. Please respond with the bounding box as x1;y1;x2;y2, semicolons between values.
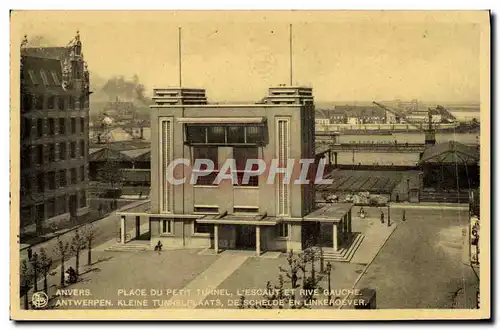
9;10;490;320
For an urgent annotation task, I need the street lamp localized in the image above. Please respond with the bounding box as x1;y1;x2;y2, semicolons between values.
387;195;391;227
326;261;332;306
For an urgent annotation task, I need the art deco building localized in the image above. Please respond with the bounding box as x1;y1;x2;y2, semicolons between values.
118;85;358;259
20;32;90;234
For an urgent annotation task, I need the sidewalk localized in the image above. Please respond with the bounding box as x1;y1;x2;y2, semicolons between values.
20;222;149;310
164;254;248;309
350;220;398;265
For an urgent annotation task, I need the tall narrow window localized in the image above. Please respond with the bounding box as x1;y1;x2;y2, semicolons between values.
59;142;66;160
161;119;173;213
40;69;50;86
276;118;290;216
59;118;65;134
28;70;38;84
162;219;172;234
70;141;76;158
276;223;288;238
51;71;60;85
37;118;43;137
80;140;85;157
48;118;55;135
71;118;76;133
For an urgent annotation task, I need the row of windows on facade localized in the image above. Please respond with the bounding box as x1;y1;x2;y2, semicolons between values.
21;166;87;194
20;191;87;225
22;117;86;139
160;220;288;238
21;93;89;112
185;125;265;145
21;140;86;168
190;146;259;186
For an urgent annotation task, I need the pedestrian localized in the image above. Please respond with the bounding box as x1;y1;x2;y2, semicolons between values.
27;247;33;261
156;241;163;254
380;211;385;224
402;210;406;222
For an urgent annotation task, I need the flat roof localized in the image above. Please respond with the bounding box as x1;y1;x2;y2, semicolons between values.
177;117;266;124
303;203;354;223
196;214;280;226
150;104;303;108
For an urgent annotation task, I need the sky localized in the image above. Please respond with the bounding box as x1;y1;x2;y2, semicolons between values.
12;11;482;103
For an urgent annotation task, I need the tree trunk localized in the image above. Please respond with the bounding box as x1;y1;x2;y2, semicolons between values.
75;250;80;276
33;267;38;292
60;259;65;287
24;293;29;310
87;242;92;265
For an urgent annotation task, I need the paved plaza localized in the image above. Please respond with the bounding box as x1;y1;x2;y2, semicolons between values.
21;204;478;311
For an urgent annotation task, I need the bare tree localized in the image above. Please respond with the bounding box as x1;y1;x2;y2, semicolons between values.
39;248;53;294
83;224;97;265
53;238;70;287
20;260;32;309
70;229;86;276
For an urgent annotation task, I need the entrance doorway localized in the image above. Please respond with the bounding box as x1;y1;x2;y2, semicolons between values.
302;222;321;248
236;225;256;249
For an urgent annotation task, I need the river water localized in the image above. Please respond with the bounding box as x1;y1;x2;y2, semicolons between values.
335;132;479;166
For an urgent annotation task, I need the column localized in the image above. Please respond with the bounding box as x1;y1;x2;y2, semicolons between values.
135;216;140;239
347;209;352;233
332;223;338;251
120;215;126;244
256;226;261;257
214;224;219;254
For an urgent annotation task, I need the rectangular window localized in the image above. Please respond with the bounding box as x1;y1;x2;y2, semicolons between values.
20;206;32;227
193;206;219;214
22;94;33;112
194;222;213;234
48;118;55;135
186;125;206;144
48;171;56;190
35;95;44;110
21;146;31;168
227;126;245;144
207;126;225;143
69;96;74;110
47;96;55;110
37;118;44;137
80;166;85;182
233;207;259;214
51;71;60;85
233;147;259;186
36;145;43;165
40;69;50;86
28;70;38;84
277;223;288;238
70;141;76;158
47;199;55;218
193;146;218;185
22;118;31;139
162;220;172;234
80;140;85;157
71;168;77;184
59;118;65;134
59;170;67;187
59;142;66;160
79;191;87;207
80;118;85;133
56;195;67;215
36;173;45;193
185;124;265;145
48;144;55;162
71;118;76;134
59;96;66;110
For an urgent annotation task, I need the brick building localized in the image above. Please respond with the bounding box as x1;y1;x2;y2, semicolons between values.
20;32;90;234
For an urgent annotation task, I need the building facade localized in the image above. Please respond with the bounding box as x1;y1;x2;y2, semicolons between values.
20;33;90;234
118;85;354;256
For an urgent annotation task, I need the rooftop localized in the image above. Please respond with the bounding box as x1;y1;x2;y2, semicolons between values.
303;203;354;223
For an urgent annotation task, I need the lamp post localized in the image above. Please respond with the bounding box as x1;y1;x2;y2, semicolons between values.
387;195;391;227
326;261;332;306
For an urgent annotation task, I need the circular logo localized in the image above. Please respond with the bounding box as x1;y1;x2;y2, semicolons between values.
32;291;48;309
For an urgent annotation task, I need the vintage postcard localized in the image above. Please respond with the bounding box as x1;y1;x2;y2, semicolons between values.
10;10;490;320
